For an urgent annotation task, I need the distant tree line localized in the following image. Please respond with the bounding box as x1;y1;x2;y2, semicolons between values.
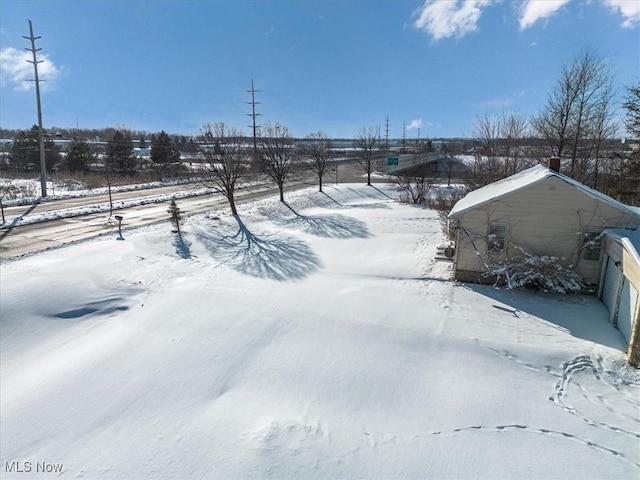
0;127;197;178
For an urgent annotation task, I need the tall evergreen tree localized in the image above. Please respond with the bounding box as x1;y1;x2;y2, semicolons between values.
151;131;181;178
65;138;95;173
167;199;182;235
106;130;137;175
9;125;60;173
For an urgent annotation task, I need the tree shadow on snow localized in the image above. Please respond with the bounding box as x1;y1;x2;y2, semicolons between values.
304;188;390;210
369;184;394;200
194;215;321;281
260;203;370;239
173;234;193;259
0;198;41;241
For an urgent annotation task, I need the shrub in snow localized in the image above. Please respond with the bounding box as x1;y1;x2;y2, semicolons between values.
167;199;183;236
425;188;466;241
392;172;434;205
483;246;585;294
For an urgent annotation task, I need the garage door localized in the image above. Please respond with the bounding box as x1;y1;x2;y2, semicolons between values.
601;256;621;311
616;278;638;344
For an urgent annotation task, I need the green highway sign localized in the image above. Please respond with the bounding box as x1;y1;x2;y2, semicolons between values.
387;157;399;166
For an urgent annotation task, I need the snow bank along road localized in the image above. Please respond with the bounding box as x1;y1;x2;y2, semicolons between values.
0;180;314;259
1;184;638;479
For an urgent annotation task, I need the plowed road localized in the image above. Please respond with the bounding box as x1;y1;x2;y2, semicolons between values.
0;181;313;259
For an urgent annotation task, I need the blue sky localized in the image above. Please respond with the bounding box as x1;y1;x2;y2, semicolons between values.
1;0;638;139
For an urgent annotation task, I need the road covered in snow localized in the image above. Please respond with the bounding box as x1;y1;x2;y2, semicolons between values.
0;181;307;258
0;165;387;259
1;184;638;479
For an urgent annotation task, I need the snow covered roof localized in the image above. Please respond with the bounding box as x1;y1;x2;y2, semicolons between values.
449;164;640;220
604;227;640;266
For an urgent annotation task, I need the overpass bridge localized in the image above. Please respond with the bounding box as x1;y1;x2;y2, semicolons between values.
378;152;453;175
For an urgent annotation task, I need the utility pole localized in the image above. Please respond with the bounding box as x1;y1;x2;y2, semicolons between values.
416;127;421;145
246;79;261;159
24;19;47;197
384;115;390;151
402;121;406;149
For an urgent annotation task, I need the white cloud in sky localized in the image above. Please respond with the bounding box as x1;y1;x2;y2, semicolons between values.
406;119;423;130
0;47;61;91
518;0;571;30
413;0;495;40
413;0;638;39
602;0;640;28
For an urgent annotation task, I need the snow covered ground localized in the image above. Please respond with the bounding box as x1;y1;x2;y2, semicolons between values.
1;177;184;206
1;184;638;479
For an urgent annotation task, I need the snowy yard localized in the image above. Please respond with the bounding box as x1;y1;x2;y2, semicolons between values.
1;184;638;479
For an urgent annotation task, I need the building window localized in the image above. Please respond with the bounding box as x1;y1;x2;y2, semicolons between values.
581;231;602;261
487;223;508;253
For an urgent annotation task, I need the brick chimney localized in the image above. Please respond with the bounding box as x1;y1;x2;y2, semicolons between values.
548;156;560;172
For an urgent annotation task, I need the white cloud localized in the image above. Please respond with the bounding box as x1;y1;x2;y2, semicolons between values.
406;119;423;130
602;0;640;28
413;0;496;40
412;0;638;41
518;0;571;30
0;47;61;91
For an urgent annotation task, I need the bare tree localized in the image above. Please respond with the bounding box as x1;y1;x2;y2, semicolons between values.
472;112;501;161
392;164;434;204
0;174;17;224
568;51;614;181
259;122;296;202
531;59;582;162
470;113;503;185
441;141;462;187
620;82;640;204
587;87;617;191
623;82;640;140
302;132;332;192
354;126;381;186
532;49;615;179
500;110;530;175
469;110;532;189
198;122;248;215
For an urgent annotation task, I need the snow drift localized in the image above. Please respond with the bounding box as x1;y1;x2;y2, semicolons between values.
1;184;638;479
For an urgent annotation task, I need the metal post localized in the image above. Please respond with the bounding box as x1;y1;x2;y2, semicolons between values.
246;79;262;160
23;20;47;197
115;215;123;240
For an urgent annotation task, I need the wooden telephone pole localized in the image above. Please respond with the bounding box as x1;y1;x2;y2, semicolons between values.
24;19;48;197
